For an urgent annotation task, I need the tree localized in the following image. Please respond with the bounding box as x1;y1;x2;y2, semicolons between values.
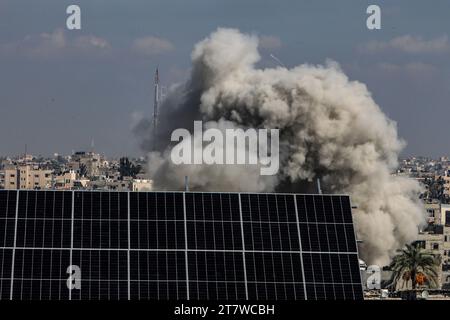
79;163;88;177
422;176;450;203
119;157;141;179
389;243;440;298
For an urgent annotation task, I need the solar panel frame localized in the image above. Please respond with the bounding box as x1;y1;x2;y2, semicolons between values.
0;190;363;300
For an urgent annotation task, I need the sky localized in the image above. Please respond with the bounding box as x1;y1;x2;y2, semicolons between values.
0;0;449;158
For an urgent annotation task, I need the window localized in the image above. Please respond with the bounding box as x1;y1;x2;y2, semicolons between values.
446;211;450;227
433;243;439;250
415;241;426;249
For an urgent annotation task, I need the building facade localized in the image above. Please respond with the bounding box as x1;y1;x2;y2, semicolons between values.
3;165;52;190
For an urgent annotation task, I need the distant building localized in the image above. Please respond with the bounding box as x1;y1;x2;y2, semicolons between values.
69;151;104;178
131;179;152;191
416;231;444;289
18;154;33;163
0;171;4;189
414;202;450;290
425;201;441;225
92;178;130;191
3;165;52;190
439;175;450;196
441;204;450;228
73;178;90;189
53;170;77;190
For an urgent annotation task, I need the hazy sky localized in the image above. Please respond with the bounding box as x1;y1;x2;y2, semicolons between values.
0;0;449;158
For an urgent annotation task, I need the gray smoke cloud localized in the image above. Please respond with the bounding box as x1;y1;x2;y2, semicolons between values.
134;28;425;265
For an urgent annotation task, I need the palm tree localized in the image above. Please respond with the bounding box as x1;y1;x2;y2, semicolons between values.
119;157;141;179
389;243;440;298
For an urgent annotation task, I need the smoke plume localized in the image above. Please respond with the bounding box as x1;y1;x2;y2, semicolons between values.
134;28;425;265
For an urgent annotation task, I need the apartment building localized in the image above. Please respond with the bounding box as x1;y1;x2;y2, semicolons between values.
0;171;4;189
425;201;441;225
131;179;152;191
69;151;105;177
416;203;450;289
3;165;52;190
53;170;77;190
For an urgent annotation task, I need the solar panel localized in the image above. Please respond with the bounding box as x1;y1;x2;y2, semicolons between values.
0;190;363;300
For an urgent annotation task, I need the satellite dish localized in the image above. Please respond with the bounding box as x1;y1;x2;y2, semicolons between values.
421;290;429;299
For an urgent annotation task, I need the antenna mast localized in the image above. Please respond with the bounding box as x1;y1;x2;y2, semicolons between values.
152;68;159;151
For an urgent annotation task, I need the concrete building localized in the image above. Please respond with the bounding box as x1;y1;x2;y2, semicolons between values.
442;226;450;289
439;175;450;196
3;165;52;190
73;178;90;189
441;204;450;228
416;230;444;289
89;178;130;191
0;171;4;189
425;201;441;225
86;177;152;192
131;179;152;191
69;151;104;178
415;203;450;290
53;170;77;190
18;154;33;163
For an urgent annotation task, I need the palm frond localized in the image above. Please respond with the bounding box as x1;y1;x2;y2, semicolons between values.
388;242;440;291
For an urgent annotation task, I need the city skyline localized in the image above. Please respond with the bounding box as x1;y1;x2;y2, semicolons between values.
0;0;449;157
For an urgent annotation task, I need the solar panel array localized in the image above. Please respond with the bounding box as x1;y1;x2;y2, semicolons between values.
0;190;363;300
